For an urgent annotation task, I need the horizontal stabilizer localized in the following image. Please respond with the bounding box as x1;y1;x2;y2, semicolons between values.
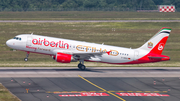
148;56;167;59
148;55;170;61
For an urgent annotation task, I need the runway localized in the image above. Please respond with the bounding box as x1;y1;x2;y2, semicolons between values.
0;67;180;101
0;67;180;77
0;20;180;22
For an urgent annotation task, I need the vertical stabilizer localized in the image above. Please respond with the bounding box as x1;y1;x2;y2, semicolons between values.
138;27;171;55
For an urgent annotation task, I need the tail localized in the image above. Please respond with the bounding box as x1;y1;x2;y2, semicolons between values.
136;27;171;62
120;27;171;64
138;27;171;55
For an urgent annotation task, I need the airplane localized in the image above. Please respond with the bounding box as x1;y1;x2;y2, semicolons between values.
6;27;171;70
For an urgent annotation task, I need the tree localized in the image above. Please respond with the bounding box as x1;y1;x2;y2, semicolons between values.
0;0;179;11
172;0;180;11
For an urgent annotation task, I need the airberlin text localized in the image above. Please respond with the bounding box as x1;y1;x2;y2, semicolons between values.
32;38;69;49
32;38;121;56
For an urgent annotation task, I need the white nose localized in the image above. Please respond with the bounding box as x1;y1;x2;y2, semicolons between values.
6;39;13;47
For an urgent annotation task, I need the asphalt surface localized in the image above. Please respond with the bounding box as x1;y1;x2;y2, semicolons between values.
0;67;180;77
0;20;180;22
0;67;180;101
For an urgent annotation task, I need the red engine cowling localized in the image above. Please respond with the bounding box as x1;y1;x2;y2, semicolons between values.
55;53;73;63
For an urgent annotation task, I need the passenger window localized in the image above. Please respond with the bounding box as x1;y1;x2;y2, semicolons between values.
19;38;21;40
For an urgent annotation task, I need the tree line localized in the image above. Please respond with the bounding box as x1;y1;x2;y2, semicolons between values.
0;0;180;11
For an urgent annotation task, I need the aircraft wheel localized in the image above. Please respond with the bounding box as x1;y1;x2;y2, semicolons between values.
78;64;86;70
78;63;82;68
24;58;28;62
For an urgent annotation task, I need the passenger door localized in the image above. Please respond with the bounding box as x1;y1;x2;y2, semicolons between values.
26;36;32;46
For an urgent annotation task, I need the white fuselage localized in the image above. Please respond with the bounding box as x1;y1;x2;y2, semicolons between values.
6;34;143;64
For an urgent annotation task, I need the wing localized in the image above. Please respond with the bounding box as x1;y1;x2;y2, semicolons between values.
52;49;111;61
73;51;111;60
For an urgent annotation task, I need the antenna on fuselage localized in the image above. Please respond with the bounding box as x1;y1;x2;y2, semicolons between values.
102;43;104;45
31;33;33;35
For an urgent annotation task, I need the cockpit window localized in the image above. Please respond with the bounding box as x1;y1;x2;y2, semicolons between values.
13;37;21;41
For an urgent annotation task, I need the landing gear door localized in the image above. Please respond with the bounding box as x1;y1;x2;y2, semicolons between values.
26;36;32;46
134;51;139;60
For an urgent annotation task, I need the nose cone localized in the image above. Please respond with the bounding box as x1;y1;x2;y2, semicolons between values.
6;39;13;48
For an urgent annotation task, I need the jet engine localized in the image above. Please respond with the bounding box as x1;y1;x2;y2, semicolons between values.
52;52;77;63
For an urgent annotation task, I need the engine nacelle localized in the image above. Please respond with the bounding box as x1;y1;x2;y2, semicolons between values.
54;53;76;63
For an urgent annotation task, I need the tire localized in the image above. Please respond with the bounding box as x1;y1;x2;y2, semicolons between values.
24;58;28;62
78;63;82;68
79;65;86;70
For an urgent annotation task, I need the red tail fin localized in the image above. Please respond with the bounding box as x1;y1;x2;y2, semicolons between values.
138;27;171;55
149;36;168;55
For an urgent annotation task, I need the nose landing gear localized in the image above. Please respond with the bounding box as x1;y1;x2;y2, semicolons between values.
24;52;29;62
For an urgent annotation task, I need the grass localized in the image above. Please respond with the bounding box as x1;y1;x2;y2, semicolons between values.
0;22;180;67
0;83;20;101
0;11;180;20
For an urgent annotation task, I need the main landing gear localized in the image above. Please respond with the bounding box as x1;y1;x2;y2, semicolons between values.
78;60;86;70
24;52;29;62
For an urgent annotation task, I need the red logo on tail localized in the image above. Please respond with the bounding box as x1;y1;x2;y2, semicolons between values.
158;43;164;50
149;36;168;55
